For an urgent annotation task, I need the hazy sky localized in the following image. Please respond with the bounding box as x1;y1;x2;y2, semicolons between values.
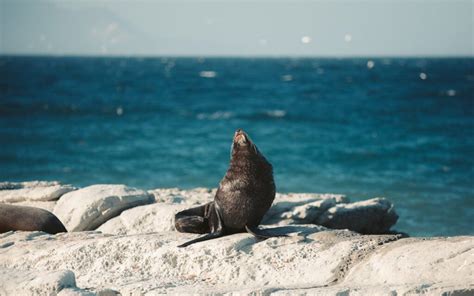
1;0;472;56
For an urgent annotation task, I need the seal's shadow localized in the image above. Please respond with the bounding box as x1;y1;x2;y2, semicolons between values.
257;225;323;243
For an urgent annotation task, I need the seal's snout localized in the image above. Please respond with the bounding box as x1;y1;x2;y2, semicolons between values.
234;129;248;145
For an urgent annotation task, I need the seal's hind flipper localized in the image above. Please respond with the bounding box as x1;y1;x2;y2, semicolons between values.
175;216;208;234
175;203;214;234
178;202;225;248
245;225;289;240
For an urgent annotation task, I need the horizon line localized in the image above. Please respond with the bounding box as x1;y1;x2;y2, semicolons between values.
1;53;473;59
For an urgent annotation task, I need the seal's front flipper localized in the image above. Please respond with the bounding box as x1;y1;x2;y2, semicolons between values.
245;225;289;240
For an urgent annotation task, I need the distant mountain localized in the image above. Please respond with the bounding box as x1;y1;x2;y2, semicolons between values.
1;1;154;55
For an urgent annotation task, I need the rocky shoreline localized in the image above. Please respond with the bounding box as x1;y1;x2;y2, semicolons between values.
0;182;472;295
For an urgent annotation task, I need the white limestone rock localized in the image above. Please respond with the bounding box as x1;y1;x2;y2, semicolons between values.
0;181;76;203
148;187;215;205
97;203;190;235
0;265;116;296
272;283;474;295
263;192;349;225
317;197;399;234
53;185;154;231
0;267;77;295
0;229;472;295
343;236;474;286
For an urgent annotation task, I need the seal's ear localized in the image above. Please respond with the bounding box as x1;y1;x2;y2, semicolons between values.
252;143;259;154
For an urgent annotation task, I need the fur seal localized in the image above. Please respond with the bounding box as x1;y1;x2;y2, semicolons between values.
175;129;281;247
0;204;67;234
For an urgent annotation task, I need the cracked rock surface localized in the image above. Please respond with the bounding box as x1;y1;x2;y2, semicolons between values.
0;229;472;295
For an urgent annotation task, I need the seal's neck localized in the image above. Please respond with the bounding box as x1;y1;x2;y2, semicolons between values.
229;149;271;177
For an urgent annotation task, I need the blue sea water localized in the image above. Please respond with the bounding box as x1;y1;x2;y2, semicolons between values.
0;56;473;237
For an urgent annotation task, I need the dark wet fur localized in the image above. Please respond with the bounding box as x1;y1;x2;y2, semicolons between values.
175;129;280;247
0;204;67;234
175;202;217;234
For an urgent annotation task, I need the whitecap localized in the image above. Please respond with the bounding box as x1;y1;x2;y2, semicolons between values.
197;111;233;120
266;110;286;118
199;71;217;78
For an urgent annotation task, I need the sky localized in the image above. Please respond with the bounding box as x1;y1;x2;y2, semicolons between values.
0;0;472;57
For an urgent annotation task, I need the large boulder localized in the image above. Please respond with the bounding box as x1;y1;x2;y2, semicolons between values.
263;193;348;225
97;203;190;235
54;185;154;231
317;197;399;234
0;181;76;203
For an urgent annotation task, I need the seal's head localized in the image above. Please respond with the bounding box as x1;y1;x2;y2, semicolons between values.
231;129;260;158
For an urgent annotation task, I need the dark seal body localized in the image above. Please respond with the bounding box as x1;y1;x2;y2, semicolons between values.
214;131;275;232
0;204;67;234
175;129;276;246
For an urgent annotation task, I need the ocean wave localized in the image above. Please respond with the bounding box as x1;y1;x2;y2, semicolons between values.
196;111;233;120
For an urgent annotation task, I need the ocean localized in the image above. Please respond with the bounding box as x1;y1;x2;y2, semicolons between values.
0;56;472;237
